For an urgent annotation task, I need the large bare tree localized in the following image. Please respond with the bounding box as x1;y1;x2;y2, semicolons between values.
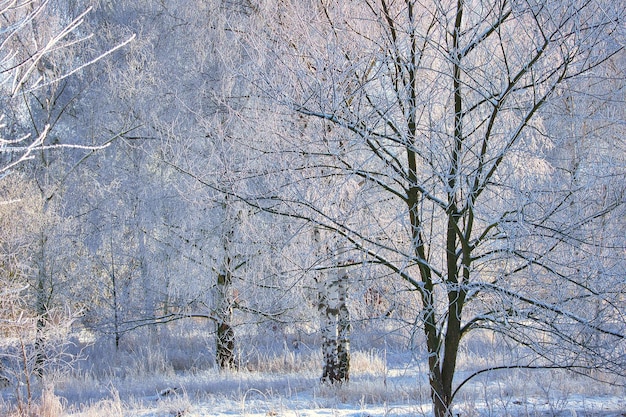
244;0;626;415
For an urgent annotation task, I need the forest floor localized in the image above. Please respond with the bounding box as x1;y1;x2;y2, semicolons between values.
56;350;626;417
2;333;625;416
123;387;626;417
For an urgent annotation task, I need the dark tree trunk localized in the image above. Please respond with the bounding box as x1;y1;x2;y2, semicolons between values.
336;267;350;382
216;321;235;369
215;267;235;369
33;239;48;377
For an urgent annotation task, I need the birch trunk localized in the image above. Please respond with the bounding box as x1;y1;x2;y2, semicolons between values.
215;217;236;369
318;276;339;383
336;266;350;383
314;228;350;384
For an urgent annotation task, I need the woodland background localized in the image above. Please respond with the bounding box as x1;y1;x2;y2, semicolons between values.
0;0;625;416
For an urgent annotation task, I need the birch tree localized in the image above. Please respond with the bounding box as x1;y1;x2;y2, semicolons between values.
247;0;626;415
312;227;350;383
310;175;359;383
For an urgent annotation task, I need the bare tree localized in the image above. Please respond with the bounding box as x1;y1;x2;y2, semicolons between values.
0;6;135;410
76;0;299;369
312;226;351;383
0;1;136;377
0;173;83;413
0;0;134;175
245;0;626;415
308;174;360;383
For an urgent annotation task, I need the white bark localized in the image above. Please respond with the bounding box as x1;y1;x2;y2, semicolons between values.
313;226;351;384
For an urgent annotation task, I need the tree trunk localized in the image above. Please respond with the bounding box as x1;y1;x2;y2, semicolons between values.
216;320;235;369
318;275;338;383
215;269;235;369
336;266;350;382
314;229;350;384
33;235;48;377
109;229;121;350
214;202;238;370
33;296;47;378
426;349;454;417
432;391;452;417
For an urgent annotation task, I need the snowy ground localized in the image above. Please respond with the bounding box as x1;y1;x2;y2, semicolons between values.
62;354;626;417
106;382;626;417
2;342;624;417
126;396;626;417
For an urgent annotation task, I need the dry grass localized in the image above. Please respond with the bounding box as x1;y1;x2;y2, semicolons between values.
34;386;65;417
243;348;321;373
350;350;387;376
0;324;624;417
0;385;66;417
66;388;123;417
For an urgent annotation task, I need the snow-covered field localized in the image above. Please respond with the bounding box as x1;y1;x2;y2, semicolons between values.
2;330;624;417
125;392;626;417
59;351;625;417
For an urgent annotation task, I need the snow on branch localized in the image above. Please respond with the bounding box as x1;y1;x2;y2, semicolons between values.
466;281;625;339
